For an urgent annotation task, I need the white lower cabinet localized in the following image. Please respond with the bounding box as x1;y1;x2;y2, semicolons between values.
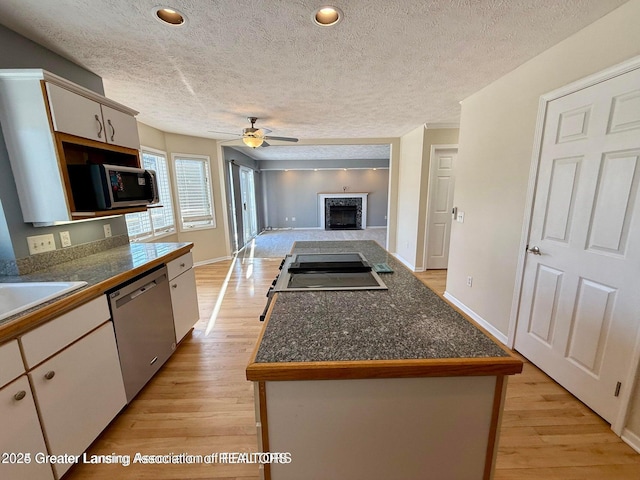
0;376;54;480
29;322;126;478
170;268;199;342
168;253;199;342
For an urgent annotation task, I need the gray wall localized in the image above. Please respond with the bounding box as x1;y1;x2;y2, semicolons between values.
0;25;128;261
263;169;389;228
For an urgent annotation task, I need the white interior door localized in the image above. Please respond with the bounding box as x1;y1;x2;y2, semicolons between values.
426;148;457;269
240;167;258;243
515;66;640;424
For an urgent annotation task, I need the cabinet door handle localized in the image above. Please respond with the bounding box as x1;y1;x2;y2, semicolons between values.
94;114;103;139
14;390;27;401
172;283;178;289
180;263;186;268
44;370;56;380
108;119;115;141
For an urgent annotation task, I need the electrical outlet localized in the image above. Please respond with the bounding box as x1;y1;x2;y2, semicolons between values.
466;276;473;287
292;217;296;222
27;234;56;255
60;231;71;248
103;224;112;238
285;217;288;222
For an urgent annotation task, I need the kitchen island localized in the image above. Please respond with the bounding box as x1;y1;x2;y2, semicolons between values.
246;240;522;480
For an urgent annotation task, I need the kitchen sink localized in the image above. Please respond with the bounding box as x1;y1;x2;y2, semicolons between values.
0;281;88;321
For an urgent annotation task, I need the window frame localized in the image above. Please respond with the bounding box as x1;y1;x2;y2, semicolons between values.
125;146;176;242
172;153;216;232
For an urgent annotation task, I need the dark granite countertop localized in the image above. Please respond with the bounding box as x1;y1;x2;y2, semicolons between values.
249;241;521;380
0;242;192;340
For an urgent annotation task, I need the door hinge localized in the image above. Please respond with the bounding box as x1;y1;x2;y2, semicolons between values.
614;381;622;397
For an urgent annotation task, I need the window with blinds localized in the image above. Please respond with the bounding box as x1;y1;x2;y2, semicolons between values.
125;149;176;241
173;155;216;230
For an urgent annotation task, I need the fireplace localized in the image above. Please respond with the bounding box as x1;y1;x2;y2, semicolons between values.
327;205;358;230
322;195;366;230
318;193;368;230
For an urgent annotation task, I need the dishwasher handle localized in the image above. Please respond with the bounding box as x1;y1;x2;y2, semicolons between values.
130;280;157;300
110;267;168;311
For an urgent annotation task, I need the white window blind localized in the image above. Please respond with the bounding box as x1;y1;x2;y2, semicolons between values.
125;150;176;241
174;155;215;230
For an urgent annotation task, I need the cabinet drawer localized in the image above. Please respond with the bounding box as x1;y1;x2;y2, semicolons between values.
21;296;110;368
0;340;25;389
167;252;193;280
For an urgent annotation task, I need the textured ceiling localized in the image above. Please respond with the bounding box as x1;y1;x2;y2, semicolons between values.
0;0;629;146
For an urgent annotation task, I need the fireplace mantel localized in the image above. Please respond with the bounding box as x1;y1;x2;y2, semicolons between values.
318;193;368;229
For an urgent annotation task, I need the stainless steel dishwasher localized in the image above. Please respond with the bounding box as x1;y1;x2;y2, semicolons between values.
108;265;176;402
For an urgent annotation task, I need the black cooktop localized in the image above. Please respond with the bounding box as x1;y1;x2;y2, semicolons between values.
276;253;388;291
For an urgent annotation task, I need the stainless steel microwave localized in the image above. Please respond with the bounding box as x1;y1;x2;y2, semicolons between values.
90;164;159;209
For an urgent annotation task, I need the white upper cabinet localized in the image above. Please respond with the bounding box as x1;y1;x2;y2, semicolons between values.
101;104;140;150
46;82;140;150
46;82;105;143
0;69;142;223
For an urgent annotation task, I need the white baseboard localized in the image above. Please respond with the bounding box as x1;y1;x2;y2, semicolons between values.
622;428;640;454
392;253;417;271
443;291;509;346
194;255;232;267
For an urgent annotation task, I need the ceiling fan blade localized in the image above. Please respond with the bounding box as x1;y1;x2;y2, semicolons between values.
260;141;270;147
256;128;272;135
263;135;299;142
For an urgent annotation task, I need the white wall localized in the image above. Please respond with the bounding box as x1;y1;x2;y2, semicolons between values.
448;0;640;339
395;125;425;268
446;0;640;437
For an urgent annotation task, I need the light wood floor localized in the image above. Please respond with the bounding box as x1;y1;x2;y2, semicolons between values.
63;260;640;479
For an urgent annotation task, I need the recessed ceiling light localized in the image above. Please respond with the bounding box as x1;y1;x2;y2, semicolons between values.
313;6;343;27
153;6;187;26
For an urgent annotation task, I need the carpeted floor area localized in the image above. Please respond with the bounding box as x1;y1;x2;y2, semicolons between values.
241;228;387;258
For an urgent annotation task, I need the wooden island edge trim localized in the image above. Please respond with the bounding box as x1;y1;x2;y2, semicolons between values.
246;356;523;381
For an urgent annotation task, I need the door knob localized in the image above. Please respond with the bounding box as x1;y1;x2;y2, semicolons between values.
527;246;542;255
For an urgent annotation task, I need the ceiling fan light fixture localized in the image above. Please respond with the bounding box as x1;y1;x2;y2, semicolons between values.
153;6;187;26
243;136;264;148
313;6;343;27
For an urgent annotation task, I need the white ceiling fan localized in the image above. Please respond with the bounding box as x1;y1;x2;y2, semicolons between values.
210;117;299;148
